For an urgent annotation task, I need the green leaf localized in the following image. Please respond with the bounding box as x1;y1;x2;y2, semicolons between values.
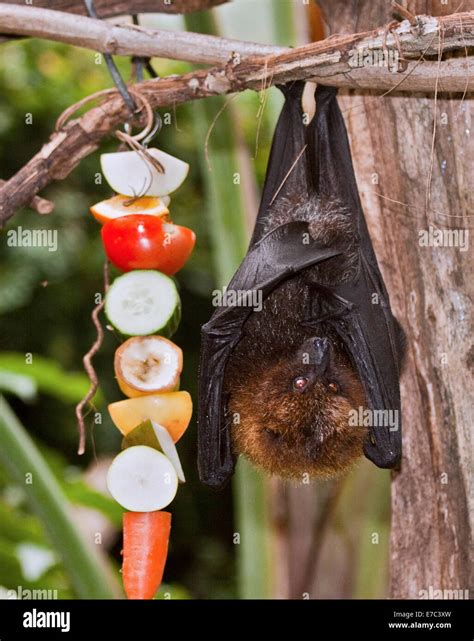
0;352;102;404
0;397;122;598
0;370;37;401
63;481;123;528
0;502;45;545
0;537;25;586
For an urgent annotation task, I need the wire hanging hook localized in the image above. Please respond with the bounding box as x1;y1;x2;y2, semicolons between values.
141;114;162;148
84;0;138;115
130;15;162;142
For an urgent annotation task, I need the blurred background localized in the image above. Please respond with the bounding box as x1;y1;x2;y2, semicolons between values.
0;0;390;599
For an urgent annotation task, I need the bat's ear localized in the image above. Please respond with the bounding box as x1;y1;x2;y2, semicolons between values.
306;85;363;216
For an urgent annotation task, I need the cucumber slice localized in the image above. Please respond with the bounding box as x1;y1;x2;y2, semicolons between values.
106;446;178;512
105;270;181;337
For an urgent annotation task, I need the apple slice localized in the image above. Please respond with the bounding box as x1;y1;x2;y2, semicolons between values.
122;420;185;483
108;391;192;441
106;446;178;512
90;195;169;225
114;336;182;398
100;149;189;197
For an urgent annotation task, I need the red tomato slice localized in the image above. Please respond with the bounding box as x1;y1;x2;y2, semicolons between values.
101;215;195;275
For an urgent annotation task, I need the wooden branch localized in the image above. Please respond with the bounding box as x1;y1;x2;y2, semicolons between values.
0;179;54;215
0;10;472;224
0;0;228;18
0;5;286;64
1;5;473;67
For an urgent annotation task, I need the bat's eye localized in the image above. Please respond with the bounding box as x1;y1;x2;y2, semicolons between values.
327;381;339;394
264;428;281;440
293;376;309;391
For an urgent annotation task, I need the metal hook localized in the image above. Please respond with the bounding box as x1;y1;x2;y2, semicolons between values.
131;16;145;83
142;113;162;148
121;111;161;147
84;0;138;115
131;15;160;81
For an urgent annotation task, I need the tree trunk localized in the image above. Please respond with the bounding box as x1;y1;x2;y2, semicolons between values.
318;0;473;597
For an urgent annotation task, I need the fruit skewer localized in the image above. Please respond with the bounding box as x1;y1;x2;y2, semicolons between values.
89;146;195;599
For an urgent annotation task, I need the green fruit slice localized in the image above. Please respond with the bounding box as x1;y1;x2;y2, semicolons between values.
122;420;160;450
105;270;181;337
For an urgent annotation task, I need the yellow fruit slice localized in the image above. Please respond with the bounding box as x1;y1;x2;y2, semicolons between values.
115;336;182;398
90;195;169;225
108;391;192;442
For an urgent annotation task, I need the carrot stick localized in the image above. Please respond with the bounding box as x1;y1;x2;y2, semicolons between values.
122;510;172;599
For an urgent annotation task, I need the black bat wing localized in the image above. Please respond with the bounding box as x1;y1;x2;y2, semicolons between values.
304;84;402;468
306;259;402;469
250;81;309;244
198;222;340;488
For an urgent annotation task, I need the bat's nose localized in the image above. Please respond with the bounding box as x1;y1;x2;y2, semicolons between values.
313;337;330;375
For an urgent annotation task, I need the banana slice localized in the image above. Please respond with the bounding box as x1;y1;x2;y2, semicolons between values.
115;336;183;398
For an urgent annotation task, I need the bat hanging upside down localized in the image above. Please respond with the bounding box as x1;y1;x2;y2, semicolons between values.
198;82;405;489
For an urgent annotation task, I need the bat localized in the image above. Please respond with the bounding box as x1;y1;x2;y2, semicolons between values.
198;82;404;489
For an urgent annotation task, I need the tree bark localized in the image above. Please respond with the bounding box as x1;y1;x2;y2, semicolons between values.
0;4;287;63
1;5;471;75
0;0;228;18
318;0;473;598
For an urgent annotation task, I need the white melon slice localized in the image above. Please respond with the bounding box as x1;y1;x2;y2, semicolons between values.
100;149;189;197
106;446;178;512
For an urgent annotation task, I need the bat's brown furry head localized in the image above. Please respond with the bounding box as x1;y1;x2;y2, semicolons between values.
227;333;367;481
